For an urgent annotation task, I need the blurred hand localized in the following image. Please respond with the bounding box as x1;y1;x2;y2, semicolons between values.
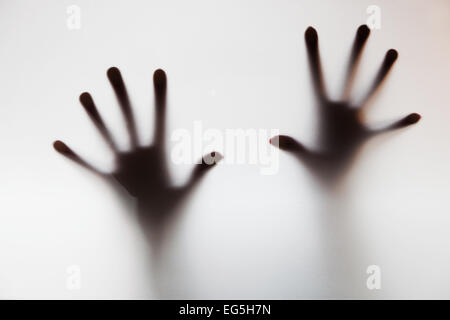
270;25;420;182
54;67;222;224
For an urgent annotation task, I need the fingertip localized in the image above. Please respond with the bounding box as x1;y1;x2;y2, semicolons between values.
107;66;119;76
386;49;398;63
53;140;71;154
405;112;421;124
153;69;167;92
269;135;279;146
271;135;305;152
305;26;318;45
79;92;92;105
107;66;121;83
202;151;223;167
211;151;223;163
357;24;370;39
153;68;166;81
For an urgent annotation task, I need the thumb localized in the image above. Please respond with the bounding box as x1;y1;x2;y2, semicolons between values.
269;135;306;153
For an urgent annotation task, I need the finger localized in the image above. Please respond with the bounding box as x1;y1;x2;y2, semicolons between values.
360;49;398;106
79;92;119;153
107;67;139;148
368;113;421;135
269;135;307;154
185;151;223;189
305;26;327;101
270;135;327;170
270;135;333;177
342;25;371;100
153;69;167;148
53;140;107;177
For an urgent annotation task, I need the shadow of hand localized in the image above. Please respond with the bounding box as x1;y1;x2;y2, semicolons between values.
54;67;222;230
270;25;421;183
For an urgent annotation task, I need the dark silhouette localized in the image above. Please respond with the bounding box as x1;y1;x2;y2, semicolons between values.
53;67;222;246
270;25;421;183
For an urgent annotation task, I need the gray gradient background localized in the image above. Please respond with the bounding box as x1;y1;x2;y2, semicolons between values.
0;0;449;299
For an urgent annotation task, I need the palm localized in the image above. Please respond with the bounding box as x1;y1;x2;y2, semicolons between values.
271;25;420;182
317;100;367;155
113;146;169;198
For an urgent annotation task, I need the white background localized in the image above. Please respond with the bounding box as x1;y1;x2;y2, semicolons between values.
0;0;449;299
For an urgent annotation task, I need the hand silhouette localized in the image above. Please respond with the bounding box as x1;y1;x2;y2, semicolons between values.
270;25;421;182
54;67;222;228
